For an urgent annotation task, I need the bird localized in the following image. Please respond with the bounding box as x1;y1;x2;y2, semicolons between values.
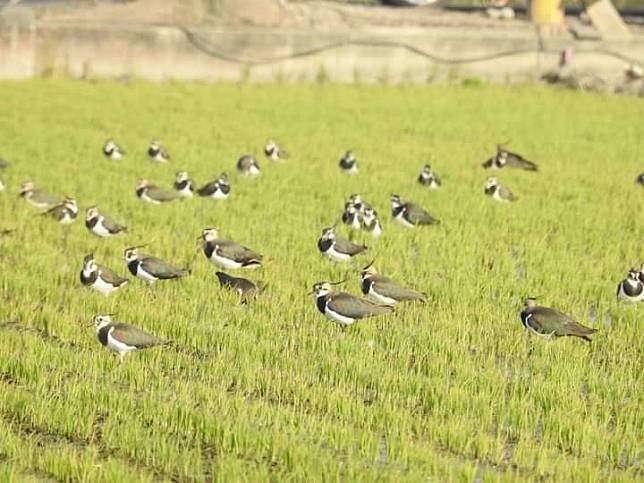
639;264;644;285
80;253;128;296
264;140;289;161
135;179;182;204
390;194;440;228
123;246;188;284
19;181;62;209
197;173;231;200
359;261;426;304
417;164;442;189
309;280;393;327
339;150;358;175
237;155;261;177
148;140;170;163
41;197;78;225
616;269;644;303
199;228;262;269
636;173;644;186
361;206;382;238
342;203;363;231
520;298;597;342
91;314;168;360
0;158;10;169
173;171;194;198
85;206;127;238
102;139;124;161
484;177;517;202
215;271;265;300
482;145;538;171
317;226;367;262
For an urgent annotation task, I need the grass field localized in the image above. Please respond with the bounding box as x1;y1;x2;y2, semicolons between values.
0;80;642;482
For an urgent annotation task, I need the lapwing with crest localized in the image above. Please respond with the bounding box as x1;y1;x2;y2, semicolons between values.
148;140;170;163
482;144;538;171
237;155;261;177
309;280;394;328
520;297;597;342
19;181;62;209
317;226;367;262
361;206;382;238
85;207;127;238
616;269;644;303
123;245;189;284
103;139;125;161
417;164;442;190
91;314;169;360
80;254;128;296
390;194;440;228
484;177;517;202
136;179;182;204
264;140;289;161
197;173;230;200
359;261;426;305
199;228;263;270
173;171;195;198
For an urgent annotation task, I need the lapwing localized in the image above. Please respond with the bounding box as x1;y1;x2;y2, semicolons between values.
482;145;538;171
19;181;62;209
123;246;188;284
264;140;289;161
237;155;261;177
148;140;170;163
418;164;442;190
317;226;367;262
520;298;597;342
80;254;128;296
136;179;181;204
309;280;393;327
616;270;644;303
197;173;230;200
484;177;517;202
390;194;440;228
215;271;265;300
103;139;124;161
342;203;363;231
0;158;9;169
639;264;644;284
173;171;194;198
42;197;78;225
359;261;426;305
339;150;358;175
91;314;168;360
636;173;644;186
361;207;382;238
200;228;262;269
85;207;127;238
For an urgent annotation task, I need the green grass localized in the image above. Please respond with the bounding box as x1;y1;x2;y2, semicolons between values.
0;80;642;481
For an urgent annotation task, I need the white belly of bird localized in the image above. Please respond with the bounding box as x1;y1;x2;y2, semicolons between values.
106;329;137;355
368;286;397;305
92;275;120;296
209;249;243;270
151;154;167;163
617;283;644;303
324;244;351;262
91;220;112;237
394;213;415;228
368;222;382;238
428;180;440;190
109;152;123;161
59;213;75;225
345;165;358;175
247;165;260;176
140;192;161;205
211;189;228;200
136;266;159;283
324;305;356;326
27;198;51;209
492;190;509;202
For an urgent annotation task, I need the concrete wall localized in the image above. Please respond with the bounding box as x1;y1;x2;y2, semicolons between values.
1;11;643;83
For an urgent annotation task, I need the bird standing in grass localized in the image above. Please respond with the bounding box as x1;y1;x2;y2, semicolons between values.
197;173;230;200
317;226;367;262
215;271;265;301
310;280;394;327
361;206;382;238
264;140;289;161
237;155;261;177
135;179;182;204
85;207;127;238
636;173;644;186
199;228;263;270
80;254;128;296
91;314;169;360
616;270;644;303
148;140;170;163
19;181;62;209
103;139;125;161
390;194;440;228
123;246;189;284
484;177;517;202
359;261;426;305
520;298;597;342
41;197;78;246
418;164;442;189
482;145;538;171
173;171;194;198
339;150;358;175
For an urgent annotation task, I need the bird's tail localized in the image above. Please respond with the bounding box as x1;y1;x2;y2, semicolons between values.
565;323;597;342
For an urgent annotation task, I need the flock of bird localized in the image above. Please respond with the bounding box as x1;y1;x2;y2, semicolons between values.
0;140;642;360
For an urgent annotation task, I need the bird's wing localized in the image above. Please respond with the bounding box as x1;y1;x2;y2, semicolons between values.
216;271;256;293
498;184;517;201
406;203;439;225
140;256;187;278
36;192;63;207
217;241;262;264
111;323;165;348
147;187;181;202
102;214;127;233
328;293;393;319
98;265;128;285
482;157;494;168
197;181;218;196
506;151;538;171
372;276;426;301
531;307;594;337
334;236;367;255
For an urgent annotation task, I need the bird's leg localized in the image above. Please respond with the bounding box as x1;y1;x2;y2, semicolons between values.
62;226;69;251
146;282;157;299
